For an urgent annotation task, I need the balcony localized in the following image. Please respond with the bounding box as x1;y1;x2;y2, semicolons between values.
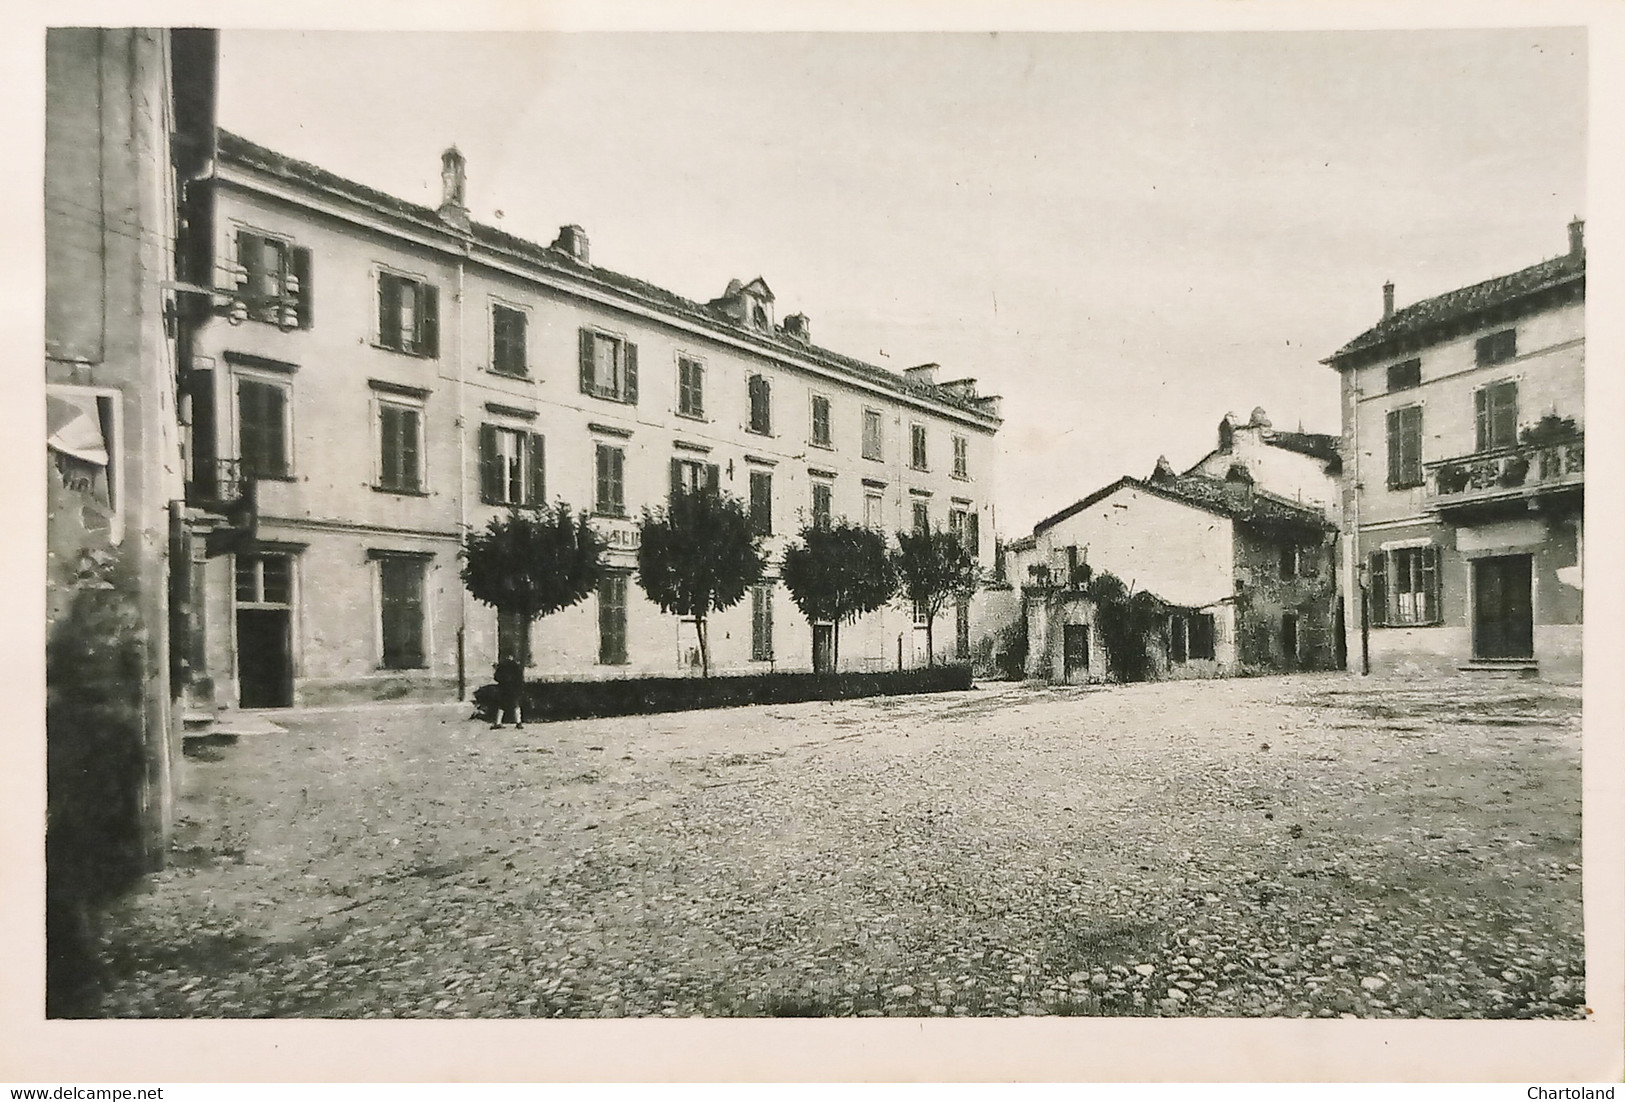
185;458;258;556
1424;433;1584;521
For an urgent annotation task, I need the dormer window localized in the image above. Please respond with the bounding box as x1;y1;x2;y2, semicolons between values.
711;276;775;332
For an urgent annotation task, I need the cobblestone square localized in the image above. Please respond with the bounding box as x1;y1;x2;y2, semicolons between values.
96;673;1583;1019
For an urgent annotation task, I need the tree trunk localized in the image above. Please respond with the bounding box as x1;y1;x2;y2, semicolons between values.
696;616;710;678
833;620;840;673
925;612;935;668
519;608;533;670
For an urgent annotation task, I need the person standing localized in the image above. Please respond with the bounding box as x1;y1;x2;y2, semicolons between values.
492;657;525;729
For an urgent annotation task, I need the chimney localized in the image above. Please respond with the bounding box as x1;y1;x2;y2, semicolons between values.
1249;406;1271;430
1382;281;1395;321
551;225;590;265
904;363;939;386
782;312;811;344
1150;455;1177;483
438;146;469;231
1568;217;1585;258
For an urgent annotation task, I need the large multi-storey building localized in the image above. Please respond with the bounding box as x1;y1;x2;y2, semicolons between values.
1323;222;1584;680
185;132;1003;707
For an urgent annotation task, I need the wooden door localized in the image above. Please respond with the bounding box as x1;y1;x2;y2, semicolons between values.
1063;624;1089;680
1473;555;1534;659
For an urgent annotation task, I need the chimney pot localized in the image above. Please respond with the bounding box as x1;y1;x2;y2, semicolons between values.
783;312;811;344
904;363;940;386
1568;217;1585;258
1382;281;1395;321
438;146;469;231
551;225;590;265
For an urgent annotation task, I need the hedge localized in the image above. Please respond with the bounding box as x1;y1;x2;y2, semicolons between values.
472;664;973;723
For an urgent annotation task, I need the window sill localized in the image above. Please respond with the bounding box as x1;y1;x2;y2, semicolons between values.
371;341;437;360
373;485;430;497
245;471;298;483
379;663;428;672
951;472;970;482
910;466;930;474
745;427;775;439
809;440;834;451
675;410;708;423
1372;621;1444;630
480;498;544;509
862;453;884;463
489;367;531;381
593;509;629;520
584;389;633;404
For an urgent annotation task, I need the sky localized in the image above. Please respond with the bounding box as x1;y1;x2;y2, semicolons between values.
217;28;1587;536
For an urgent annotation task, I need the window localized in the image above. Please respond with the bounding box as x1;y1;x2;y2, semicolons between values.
1386;405;1423;489
595;444;625;516
1386;358;1420;392
377;555;426;669
378;272;438;356
952;435;969;479
949;508;968;549
748;374;773;434
1187;613;1216;661
948;508;981;559
749;470;773;536
811;395;832;448
597;573;628;665
1280;543;1299;579
377;401;423;494
491;304;527;377
1476;328;1517;367
1368;545;1441;627
237;377;290;479
811;481;833;530
912;500;930;536
911;424;928;470
862;409;883;461
578;329;638;403
1475;380;1519;451
1169;615;1188;664
670;457;719;500
751;584;774;661
497;609;530;665
478;425;544;505
235;552;292;606
235;230;311;328
863;491;883;531
677;356;704;417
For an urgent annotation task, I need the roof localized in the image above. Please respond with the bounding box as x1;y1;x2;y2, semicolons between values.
1262;430;1340;464
1325;249;1585;366
1033;473;1333;538
215;130;999;424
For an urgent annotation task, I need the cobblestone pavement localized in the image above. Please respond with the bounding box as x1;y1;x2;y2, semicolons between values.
95;673;1584;1019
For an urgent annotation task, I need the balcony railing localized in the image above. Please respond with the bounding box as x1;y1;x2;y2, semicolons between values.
1424;433;1584;512
186;458;258;556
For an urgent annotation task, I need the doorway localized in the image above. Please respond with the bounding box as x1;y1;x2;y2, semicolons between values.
235;551;295;707
1062;623;1089;681
1473;554;1534;659
1281;612;1299;669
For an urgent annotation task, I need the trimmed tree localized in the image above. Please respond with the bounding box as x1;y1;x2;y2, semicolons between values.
636;486;765;677
780;522;897;672
893;526;980;667
459;504;603;669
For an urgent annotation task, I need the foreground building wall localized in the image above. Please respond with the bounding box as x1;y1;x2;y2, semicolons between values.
189;134;1003;705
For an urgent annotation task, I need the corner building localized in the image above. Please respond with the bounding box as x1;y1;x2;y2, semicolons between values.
189;133;1002;706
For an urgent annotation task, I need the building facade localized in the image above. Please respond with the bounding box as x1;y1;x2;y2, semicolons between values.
185;133;1002;707
1324;223;1584;680
1003;409;1340;684
45;28;217;861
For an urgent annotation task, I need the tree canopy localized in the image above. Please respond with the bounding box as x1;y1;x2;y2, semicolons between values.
459;504;603;666
893;527;980;667
780;522;897;671
636;487;765;676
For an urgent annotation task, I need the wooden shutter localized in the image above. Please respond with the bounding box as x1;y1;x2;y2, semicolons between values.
579;329;595;394
378;274;400;349
235;230;260;290
1420;544;1439;624
623;341;639;404
705;463;720;493
526;433;546;506
1474;387;1489;451
291;247;312;329
379;404;398;488
750;471;771;534
670;457;684;502
399;408;421;492
419;284;440;358
262;383;287;476
478;424;501;503
1386;409;1404;487
1368;551;1388;627
967;512;980;559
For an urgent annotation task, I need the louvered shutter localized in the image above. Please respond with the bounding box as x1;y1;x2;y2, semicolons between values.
235;230;259;291
705;463;720;493
623;342;639;404
1474;388;1489;451
511;311;527;375
526;433;546;505
579;329;595;394
670;457;684;502
401;408;421;492
1386;409;1403;488
378;275;399;349
478;424;501;503
420;284;440;358
1368;551;1388;627
378;404;399;488
291;247;312;329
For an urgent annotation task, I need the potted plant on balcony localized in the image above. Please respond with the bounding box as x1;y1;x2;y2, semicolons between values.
1520;413;1578;447
1436;463;1470;495
1499;453;1530;487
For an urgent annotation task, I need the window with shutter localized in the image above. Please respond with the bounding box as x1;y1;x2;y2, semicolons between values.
237;377;290;478
811;395;832;447
1386;405;1422;489
378;273;437;356
911;424;928;471
595;444;625;516
578;329;635;402
1475;328;1517;367
678;357;704;417
862;409;883;460
491;305;527;377
1386;358;1420;392
1475;380;1518;451
953;435;969;478
597;572;628;665
811;482;833;530
749;470;772;535
1368;544;1440;627
527;433;546;506
748;375;772;435
378;402;423;493
378;556;426;669
912;500;930;536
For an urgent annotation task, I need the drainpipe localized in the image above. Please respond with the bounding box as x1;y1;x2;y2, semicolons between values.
455;250;469;699
1348;369;1365;675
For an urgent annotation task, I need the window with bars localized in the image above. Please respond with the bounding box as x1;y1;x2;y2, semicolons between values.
377;401;423;494
748;375;773;434
1475;379;1519;451
678;356;704;417
378;272;438;356
862;409;883;461
597;572;628;665
952;435;968;479
749;470;773;536
811;394;832;448
478;425;545;506
595;444;625;516
1386;405;1423;489
237;377;290;479
578;329;638;403
751;584;774;661
1368;545;1441;627
491;305;527;377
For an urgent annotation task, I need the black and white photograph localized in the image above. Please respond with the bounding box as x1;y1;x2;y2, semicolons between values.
10;0;1625;1086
